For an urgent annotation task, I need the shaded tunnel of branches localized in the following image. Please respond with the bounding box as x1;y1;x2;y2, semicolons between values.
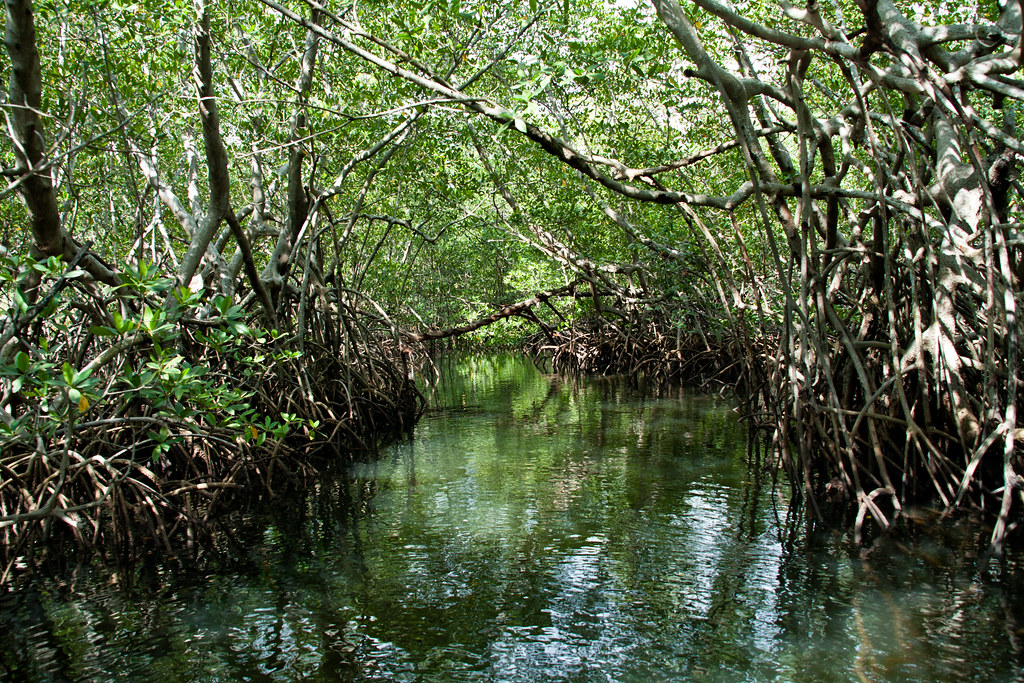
2;0;1024;578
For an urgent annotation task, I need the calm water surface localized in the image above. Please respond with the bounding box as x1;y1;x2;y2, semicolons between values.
3;354;1024;681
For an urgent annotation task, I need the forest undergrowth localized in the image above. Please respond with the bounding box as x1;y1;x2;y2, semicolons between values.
0;256;424;583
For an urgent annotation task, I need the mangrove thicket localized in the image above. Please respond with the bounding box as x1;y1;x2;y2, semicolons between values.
0;0;1022;578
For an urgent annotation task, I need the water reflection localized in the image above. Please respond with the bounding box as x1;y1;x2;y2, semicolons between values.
2;354;1023;681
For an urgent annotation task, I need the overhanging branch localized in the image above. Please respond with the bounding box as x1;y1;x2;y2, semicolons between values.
404;281;587;342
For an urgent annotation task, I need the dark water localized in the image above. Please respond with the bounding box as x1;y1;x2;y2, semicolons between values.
3;354;1024;681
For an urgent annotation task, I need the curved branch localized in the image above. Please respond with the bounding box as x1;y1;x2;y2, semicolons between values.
404;281;584;342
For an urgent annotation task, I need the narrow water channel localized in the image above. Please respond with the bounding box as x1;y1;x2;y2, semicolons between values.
3;354;1023;681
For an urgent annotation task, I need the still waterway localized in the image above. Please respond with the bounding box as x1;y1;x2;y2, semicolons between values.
2;354;1024;681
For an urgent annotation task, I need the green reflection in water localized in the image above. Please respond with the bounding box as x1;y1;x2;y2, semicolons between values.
2;354;1023;682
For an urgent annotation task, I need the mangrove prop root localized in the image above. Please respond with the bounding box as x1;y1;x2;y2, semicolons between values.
0;309;425;583
529;295;1020;554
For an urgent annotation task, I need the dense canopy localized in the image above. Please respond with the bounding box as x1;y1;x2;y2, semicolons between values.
1;0;1022;576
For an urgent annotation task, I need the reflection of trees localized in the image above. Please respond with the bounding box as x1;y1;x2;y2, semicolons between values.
5;357;1023;679
341;356;762;671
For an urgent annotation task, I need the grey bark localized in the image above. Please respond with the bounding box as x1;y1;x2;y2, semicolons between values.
4;0;119;286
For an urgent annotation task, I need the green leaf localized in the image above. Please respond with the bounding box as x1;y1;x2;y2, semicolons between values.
530;75;551;99
13;289;28;315
113;312;132;334
14;351;29;373
89;325;118;337
214;295;232;316
62;363;75;386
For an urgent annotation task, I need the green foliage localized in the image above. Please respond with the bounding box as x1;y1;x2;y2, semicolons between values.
0;257;304;461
